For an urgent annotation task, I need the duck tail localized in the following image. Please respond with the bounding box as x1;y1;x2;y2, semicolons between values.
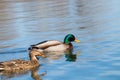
0;68;4;71
0;64;5;71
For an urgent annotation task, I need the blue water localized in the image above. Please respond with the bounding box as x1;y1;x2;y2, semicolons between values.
0;0;120;80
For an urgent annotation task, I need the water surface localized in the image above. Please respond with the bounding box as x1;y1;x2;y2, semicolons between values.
0;0;120;80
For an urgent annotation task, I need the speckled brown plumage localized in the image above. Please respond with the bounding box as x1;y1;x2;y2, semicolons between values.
0;49;46;72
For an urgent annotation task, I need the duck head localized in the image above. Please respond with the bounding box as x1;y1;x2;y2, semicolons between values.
64;34;80;44
29;49;46;61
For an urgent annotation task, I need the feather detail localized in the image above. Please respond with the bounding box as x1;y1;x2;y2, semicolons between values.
29;40;62;50
28;34;80;52
0;49;45;71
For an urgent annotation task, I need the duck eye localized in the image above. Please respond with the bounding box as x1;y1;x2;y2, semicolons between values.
69;37;75;41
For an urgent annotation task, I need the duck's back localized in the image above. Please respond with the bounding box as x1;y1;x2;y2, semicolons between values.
30;40;62;49
0;60;32;71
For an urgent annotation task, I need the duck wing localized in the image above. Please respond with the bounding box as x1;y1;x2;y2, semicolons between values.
29;40;62;50
0;60;29;71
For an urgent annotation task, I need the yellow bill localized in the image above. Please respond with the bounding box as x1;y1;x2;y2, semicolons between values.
74;39;80;43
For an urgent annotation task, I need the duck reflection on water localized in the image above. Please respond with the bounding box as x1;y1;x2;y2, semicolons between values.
65;50;80;62
31;67;46;80
0;66;46;80
38;49;80;62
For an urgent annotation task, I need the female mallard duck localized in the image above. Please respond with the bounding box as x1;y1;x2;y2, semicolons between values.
29;34;80;52
0;49;46;71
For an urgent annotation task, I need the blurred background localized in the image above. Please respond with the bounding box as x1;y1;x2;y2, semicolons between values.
0;0;120;80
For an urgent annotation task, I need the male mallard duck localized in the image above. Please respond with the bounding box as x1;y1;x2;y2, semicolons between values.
29;34;80;52
0;49;46;71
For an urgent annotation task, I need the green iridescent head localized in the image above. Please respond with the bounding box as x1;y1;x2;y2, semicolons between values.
64;34;80;44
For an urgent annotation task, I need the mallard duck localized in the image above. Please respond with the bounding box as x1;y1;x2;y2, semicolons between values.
29;34;80;52
0;49;46;72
